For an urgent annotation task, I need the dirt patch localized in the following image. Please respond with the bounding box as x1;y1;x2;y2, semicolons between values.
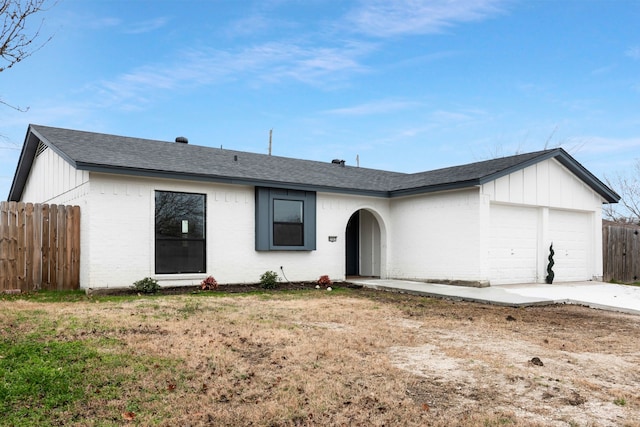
2;288;639;426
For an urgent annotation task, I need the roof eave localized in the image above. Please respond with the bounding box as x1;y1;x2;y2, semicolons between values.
553;151;620;203
389;180;479;198
8;126;39;201
76;163;392;198
8;124;82;201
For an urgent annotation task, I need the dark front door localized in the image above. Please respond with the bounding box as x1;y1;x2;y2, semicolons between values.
346;212;359;276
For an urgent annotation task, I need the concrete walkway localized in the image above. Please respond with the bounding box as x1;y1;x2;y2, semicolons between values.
347;278;640;316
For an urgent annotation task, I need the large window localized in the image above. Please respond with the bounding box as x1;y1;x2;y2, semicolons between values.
255;187;316;251
155;191;206;274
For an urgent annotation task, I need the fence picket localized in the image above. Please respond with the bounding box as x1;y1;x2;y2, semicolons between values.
42;205;51;289
33;204;42;290
603;223;640;283
49;204;58;291
7;202;18;289
24;203;34;289
0;202;8;289
70;206;80;285
0;202;80;292
56;205;66;290
17;202;26;289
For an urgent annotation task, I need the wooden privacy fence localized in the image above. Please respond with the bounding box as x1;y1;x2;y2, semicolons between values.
603;222;640;283
0;201;80;292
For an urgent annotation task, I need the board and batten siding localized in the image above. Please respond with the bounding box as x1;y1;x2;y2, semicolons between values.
21;143;90;205
482;158;604;284
482;158;604;210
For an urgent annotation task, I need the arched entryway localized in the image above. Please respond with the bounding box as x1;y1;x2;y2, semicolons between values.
345;209;381;277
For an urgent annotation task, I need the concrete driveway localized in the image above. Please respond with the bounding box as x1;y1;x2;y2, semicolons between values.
347;279;640;316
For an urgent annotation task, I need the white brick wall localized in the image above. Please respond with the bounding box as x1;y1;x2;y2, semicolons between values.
81;175;392;289
388;188;484;283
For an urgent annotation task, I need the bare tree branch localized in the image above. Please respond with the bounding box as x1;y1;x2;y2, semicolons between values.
0;96;28;111
1;0;54;73
604;159;640;225
1;0;55;110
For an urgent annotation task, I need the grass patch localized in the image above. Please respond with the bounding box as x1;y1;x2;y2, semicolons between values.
0;337;95;424
0;290;88;303
1;288;639;425
608;279;640;287
0;326;181;426
614;397;627;406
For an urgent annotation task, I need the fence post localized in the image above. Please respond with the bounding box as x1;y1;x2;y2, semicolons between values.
7;201;18;290
57;205;66;290
24;203;34;290
33;204;43;290
17;202;26;291
0;202;8;289
71;206;80;286
41;204;51;290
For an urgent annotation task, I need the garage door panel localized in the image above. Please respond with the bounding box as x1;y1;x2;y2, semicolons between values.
490;205;538;285
490;205;593;285
548;210;590;282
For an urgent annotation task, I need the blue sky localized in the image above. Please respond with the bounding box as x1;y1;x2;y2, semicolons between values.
1;0;639;200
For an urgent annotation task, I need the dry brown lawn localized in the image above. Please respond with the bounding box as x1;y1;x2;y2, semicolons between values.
3;287;640;426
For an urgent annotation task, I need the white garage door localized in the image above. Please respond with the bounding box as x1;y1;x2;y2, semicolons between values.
490;204;538;285
548;210;591;282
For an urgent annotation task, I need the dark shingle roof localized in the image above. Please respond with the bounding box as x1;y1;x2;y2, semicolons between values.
8;124;620;203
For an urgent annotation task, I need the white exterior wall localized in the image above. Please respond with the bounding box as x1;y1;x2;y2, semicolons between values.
21;146;90;204
316;193;391;280
18;148;608;289
482;158;604;210
388;188;485;284
83;174;391;289
319;194;390;279
481;158;606;283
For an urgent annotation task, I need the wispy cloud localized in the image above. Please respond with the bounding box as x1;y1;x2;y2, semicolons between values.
123;17;169;34
259;41;373;85
84;15;167;34
345;0;507;37
625;46;640;60
224;14;272;37
323;99;421;116
87;17;121;30
94;41;373;107
89;1;507;110
591;64;617;76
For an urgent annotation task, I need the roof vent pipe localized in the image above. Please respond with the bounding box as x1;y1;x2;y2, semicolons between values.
175;136;189;144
